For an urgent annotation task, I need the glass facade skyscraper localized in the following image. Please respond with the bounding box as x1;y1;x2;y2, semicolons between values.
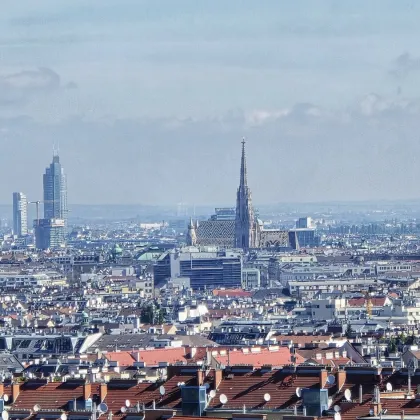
35;154;68;249
43;154;68;224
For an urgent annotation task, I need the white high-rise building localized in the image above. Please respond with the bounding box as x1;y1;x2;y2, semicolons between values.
12;192;28;237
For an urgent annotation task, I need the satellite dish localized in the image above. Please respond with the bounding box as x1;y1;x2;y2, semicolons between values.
386;382;393;392
159;386;165;396
33;404;41;412
344;389;352;402
326;375;336;386
2;411;9;420
125;400;131;408
60;414;67;420
3;395;8;403
334;413;341;420
121;407;127;414
219;394;228;405
209;390;216;398
98;403;108;413
296;387;302;398
334;405;341;412
264;393;271;402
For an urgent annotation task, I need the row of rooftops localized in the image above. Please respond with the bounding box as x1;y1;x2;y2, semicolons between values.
2;364;420;420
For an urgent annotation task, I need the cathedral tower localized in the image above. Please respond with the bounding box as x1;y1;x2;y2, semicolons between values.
235;139;257;250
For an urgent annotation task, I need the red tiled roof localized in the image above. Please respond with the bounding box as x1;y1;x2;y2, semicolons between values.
274;335;332;345
208;370;320;410
347;297;386;307
13;382;100;411
212;347;302;368
131;348;187;366
104;352;136;367
212;289;252;298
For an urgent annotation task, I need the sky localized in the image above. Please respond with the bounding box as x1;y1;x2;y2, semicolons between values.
1;0;420;206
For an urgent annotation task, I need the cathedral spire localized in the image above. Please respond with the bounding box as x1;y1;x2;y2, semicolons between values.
240;137;248;188
235;137;258;250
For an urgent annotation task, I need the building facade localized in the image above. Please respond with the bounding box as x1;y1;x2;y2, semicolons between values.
12;192;27;237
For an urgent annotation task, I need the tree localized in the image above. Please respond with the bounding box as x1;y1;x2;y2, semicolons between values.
141;305;155;324
345;323;353;338
388;337;397;353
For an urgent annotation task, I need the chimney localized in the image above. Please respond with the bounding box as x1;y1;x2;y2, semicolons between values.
197;369;205;386
372;399;382;417
214;369;223;389
190;347;197;359
319;369;328;388
84;382;91;400
337;369;346;391
100;383;107;402
12;382;20;402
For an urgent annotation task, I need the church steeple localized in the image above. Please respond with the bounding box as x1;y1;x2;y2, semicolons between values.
235;138;257;250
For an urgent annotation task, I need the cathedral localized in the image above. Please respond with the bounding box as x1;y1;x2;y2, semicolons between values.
186;139;297;251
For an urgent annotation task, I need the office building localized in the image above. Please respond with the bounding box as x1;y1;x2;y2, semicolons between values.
34;218;66;250
210;208;236;221
35;153;67;249
242;268;261;289
155;248;242;289
12;192;27;236
296;217;313;229
290;228;319;247
43;153;68;226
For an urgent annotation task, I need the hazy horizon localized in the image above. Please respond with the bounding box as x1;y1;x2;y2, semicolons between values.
2;1;420;206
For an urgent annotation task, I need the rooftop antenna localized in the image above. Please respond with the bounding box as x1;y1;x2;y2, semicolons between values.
53;141;60;157
219;394;228;405
344;389;352;402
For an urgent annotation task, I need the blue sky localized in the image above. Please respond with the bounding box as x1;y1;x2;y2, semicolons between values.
1;1;420;205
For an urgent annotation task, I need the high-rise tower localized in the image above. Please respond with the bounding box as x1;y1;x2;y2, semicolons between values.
235;139;258;250
35;152;67;249
12;192;28;237
43;153;68;224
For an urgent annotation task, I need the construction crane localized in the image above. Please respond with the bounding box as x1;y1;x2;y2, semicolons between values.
360;287;374;319
28;200;60;225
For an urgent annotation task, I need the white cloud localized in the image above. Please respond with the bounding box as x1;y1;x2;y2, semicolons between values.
0;67;74;105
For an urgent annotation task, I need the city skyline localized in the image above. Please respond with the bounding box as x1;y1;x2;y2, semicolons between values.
2;2;420;205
